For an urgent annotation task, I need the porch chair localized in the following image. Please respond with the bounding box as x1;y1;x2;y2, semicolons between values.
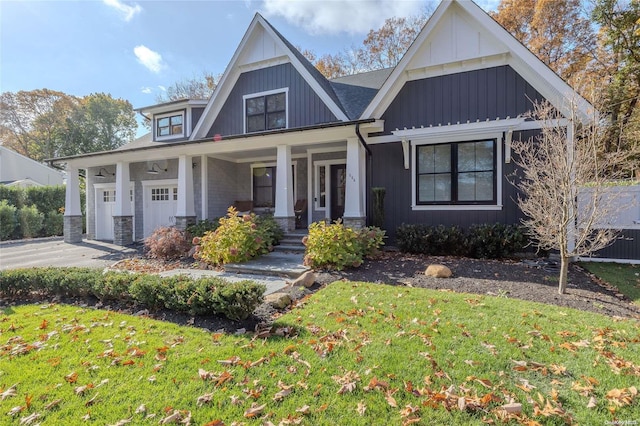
233;200;253;215
294;199;307;229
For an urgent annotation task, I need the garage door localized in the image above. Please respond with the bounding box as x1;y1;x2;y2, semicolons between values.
95;186;135;241
143;184;178;237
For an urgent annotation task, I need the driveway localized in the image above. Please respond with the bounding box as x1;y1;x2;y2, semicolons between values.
0;237;140;271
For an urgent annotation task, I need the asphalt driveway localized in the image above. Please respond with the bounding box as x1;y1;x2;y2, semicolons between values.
0;237;140;270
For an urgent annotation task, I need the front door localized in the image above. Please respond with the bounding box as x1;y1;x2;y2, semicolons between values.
143;184;178;237
330;164;346;222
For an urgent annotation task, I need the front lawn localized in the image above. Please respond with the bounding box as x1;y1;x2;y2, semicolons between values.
0;281;638;425
581;262;640;306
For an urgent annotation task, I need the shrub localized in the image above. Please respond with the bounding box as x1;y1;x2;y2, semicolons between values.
372;187;386;228
42;210;64;236
303;220;385;270
144;226;192;260
17;205;44;238
25;186;65;214
465;223;528;259
0;200;17;240
214;280;265;321
255;213;284;247
0;186;26;209
186;218;220;238
93;271;133;301
196;207;272;266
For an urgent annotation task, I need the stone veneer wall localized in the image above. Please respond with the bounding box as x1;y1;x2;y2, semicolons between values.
64;215;84;243
113;216;133;246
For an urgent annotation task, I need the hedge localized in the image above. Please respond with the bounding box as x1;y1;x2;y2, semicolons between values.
0;268;266;321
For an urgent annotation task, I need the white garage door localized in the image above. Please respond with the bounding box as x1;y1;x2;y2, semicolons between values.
95;185;135;241
143;183;178;237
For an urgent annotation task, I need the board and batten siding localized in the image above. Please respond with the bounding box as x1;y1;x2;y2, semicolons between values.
591;230;640;261
380;66;545;134
206;63;338;138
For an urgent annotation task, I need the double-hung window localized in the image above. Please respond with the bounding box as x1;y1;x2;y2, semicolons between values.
156;113;184;138
416;139;496;205
245;91;287;133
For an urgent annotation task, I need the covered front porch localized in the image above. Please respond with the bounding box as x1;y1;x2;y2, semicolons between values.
57;121;383;246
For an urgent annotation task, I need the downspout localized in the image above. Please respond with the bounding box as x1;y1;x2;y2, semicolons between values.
355;123;372;226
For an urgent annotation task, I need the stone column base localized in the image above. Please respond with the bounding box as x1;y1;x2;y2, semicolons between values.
175;216;197;231
64;215;84;243
113;216;133;246
274;216;296;232
343;216;366;229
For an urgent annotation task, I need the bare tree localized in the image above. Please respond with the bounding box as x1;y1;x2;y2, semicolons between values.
511;99;633;294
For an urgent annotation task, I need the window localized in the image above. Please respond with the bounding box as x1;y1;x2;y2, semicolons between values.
253;166;276;207
151;188;170;201
416;140;496;204
245;92;286;133
156;113;183;138
103;190;115;203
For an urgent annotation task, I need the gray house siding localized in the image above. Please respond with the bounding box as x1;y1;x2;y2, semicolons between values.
206;63;339;138
379;66;545;134
192;107;205;132
208;158;240;218
593;230;640;261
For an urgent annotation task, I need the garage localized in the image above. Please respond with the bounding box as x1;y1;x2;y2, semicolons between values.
142;180;178;237
94;184;135;241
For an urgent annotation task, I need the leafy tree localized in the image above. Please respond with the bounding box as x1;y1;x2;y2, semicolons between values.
511;100;632;294
156;71;219;103
491;0;595;83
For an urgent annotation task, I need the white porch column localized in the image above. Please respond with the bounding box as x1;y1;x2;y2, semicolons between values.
113;161;133;245
200;155;208;220
344;137;366;228
176;155;196;230
274;144;295;231
63;165;83;243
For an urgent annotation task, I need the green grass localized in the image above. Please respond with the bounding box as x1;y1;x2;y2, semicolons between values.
1;281;639;425
581;262;640;306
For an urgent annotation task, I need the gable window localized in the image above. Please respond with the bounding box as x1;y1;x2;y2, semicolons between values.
245;90;287;133
156;113;184;139
416;139;496;205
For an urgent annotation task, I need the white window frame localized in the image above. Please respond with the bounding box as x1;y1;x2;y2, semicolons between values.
411;131;503;211
155;111;185;141
250;161;297;207
243;88;289;134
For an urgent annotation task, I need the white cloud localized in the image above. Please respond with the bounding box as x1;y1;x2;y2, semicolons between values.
158;86;166;92
134;45;165;74
103;0;142;22
261;0;428;35
141;87;153;94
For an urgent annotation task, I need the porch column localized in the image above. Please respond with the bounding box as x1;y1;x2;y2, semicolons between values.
175;155;196;230
200;155;208;221
113;161;133;245
63;165;83;243
343;137;366;228
274;144;295;231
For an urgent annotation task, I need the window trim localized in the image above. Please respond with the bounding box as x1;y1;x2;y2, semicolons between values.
155;111;185;141
243;88;289;134
250;161;297;208
411;132;503;211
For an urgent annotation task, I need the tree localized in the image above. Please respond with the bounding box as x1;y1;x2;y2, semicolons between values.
0;89;76;161
491;0;595;83
511;100;632;294
63;93;137;156
156;71;219;103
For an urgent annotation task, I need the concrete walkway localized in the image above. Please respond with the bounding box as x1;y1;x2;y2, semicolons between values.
0;238;304;295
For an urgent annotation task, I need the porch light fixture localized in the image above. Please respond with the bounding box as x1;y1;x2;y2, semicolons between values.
94;167;114;179
147;163;167;175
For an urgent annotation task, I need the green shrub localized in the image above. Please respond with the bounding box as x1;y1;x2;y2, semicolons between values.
0;186;26;209
0;200;17;240
303;220;385;270
42;210;64;236
372;187;386;228
144;226;192;260
213;280;266;321
128;274;169;310
93;271;133;301
255;213;284;247
17;205;44;238
25;186;65;214
396;223;528;258
186;218;220;238
465;223;527;259
196;207;272;266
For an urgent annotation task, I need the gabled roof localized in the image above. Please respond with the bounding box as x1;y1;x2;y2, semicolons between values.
191;13;350;140
361;0;594;122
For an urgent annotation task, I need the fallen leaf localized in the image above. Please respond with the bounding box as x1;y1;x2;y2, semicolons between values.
587;396;597;408
135;404;146;414
295;405;310;415
197;393;214;406
108;419;132;426
7;406;23;417
385;389;398;408
65;372;78;383
356;401;366;416
273;388;292;401
1;384;17;400
160;410;182;424
44;399;62;410
243;403;266;418
19;412;40;425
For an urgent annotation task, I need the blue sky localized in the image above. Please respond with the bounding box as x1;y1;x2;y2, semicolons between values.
1;0;499;135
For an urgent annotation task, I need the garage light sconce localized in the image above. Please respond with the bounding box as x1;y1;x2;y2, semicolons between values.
94;168;114;179
147;163;167;175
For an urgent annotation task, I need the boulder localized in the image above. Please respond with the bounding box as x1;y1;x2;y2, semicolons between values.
425;264;452;278
264;293;292;309
288;270;316;288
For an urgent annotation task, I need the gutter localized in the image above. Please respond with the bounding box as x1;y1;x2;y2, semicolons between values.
355;122;372;156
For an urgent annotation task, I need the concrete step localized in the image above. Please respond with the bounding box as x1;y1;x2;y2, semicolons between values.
224;251;309;279
274;244;305;253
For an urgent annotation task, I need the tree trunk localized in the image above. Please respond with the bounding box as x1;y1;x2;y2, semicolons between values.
558;255;569;294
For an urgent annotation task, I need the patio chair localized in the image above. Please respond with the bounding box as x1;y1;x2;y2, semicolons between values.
294;199;307;229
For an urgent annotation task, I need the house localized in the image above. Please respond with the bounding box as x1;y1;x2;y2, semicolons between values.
0;146;64;188
52;0;637;261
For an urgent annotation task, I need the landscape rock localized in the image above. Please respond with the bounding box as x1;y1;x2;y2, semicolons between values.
425;264;453;278
288;270;316;288
264;293;292;309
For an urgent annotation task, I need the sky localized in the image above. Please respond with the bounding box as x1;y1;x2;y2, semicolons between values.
0;0;500;136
